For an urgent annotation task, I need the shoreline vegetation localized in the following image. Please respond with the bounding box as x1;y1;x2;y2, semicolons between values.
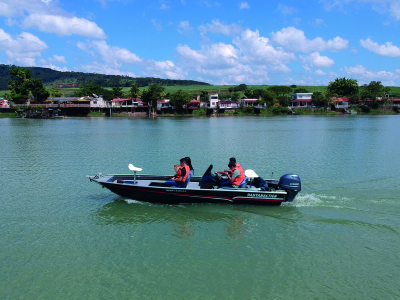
1;67;400;118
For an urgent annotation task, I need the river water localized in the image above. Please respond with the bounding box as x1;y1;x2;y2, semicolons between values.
1;115;400;299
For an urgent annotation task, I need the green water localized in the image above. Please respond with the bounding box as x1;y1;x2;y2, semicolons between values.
1;116;400;299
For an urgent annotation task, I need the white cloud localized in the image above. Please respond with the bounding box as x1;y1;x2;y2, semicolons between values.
48;54;67;64
320;0;400;20
78;62;137;77
343;64;400;84
82;40;142;66
277;4;297;15
239;2;250;9
233;29;295;68
177;43;239;70
177;21;193;34
360;37;400;57
76;40;185;80
271;27;348;52
22;14;107;39
299;52;335;68
160;3;170;9
141;60;186;79
0;0;60;17
315;69;327;75
198;20;242;36
0;29;48;66
152;19;163;32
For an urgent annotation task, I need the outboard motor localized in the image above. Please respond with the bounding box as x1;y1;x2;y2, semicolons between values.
278;173;301;202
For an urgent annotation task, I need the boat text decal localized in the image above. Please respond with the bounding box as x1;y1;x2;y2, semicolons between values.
247;193;278;198
166;189;187;193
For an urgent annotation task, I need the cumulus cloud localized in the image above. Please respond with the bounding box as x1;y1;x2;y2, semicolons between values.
177;21;193;34
239;2;250;9
177;43;239;70
343;64;399;84
141;60;186;79
299;52;335;68
198;20;242;36
271;27;348;52
233;29;295;68
360;37;400;57
48;54;67;64
22;14;107;39
77;40;185;79
0;29;48;66
80;40;142;66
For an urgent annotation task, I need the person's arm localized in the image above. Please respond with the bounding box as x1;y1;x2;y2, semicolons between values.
227;170;240;184
173;167;186;182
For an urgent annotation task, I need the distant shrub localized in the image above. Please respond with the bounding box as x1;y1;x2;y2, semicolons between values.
272;106;290;115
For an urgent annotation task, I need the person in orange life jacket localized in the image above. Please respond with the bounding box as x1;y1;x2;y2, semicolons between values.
164;158;190;187
217;162;245;188
215;157;244;177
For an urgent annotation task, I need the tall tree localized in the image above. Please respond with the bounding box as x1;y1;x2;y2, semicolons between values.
311;91;327;106
8;68;31;103
268;86;292;97
360;81;386;100
141;83;165;108
170;90;191;113
112;86;124;98
261;90;277;107
327;77;359;97
129;82;140;99
28;78;49;103
49;87;62;97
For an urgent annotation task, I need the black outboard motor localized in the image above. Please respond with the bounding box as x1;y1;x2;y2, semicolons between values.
278;173;301;202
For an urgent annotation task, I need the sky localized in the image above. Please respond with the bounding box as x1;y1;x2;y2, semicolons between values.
0;0;400;87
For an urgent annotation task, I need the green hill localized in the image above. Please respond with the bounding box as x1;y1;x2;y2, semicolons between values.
0;64;210;90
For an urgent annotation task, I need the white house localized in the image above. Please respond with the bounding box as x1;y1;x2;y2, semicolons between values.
219;100;239;109
290;93;313;107
208;93;219;108
90;96;107;108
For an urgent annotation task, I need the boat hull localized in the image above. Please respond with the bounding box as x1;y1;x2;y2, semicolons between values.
91;174;288;206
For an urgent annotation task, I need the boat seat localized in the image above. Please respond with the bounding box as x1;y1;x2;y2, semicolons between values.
182;170;193;188
239;177;248;188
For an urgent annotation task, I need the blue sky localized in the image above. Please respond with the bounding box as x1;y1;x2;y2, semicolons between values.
0;0;400;86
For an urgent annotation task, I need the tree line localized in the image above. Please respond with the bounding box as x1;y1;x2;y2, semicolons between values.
0;64;210;91
5;67;398;111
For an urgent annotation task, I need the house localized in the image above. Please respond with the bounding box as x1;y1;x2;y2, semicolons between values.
332;97;349;109
90;96;107;108
157;99;172;109
208;93;219;108
290;93;313;107
111;98;131;107
219;100;239;109
239;98;258;107
187;99;200;109
393;98;400;106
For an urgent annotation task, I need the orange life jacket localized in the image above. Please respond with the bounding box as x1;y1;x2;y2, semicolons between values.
176;165;190;182
231;167;245;186
236;163;244;175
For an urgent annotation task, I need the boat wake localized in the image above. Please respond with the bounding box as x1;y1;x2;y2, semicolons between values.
283;193;354;208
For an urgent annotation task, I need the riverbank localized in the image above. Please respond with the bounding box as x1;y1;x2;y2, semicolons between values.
1;106;398;118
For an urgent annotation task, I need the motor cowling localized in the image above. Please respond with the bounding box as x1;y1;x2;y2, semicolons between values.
278;173;301;202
